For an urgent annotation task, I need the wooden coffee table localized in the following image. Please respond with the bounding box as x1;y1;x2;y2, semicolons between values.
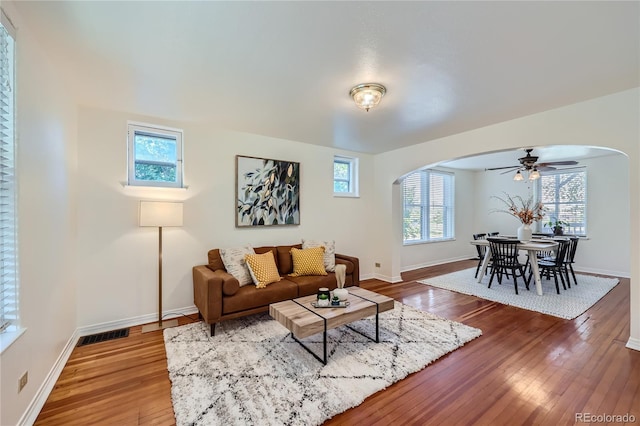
269;287;394;364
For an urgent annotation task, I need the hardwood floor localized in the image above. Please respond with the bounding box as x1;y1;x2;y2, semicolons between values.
35;260;639;425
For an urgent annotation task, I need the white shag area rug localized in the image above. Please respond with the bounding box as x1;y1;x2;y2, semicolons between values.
163;301;481;426
418;268;619;320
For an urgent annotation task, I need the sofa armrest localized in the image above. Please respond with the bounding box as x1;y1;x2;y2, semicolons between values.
335;253;360;286
193;266;240;325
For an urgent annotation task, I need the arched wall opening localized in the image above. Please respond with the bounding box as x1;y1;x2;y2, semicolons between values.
393;146;629;277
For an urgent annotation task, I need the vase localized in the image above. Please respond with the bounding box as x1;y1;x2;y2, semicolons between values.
517;223;532;241
333;287;349;301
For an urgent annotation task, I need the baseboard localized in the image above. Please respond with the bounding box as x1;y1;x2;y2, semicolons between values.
626;337;640;351
77;305;199;337
17;328;81;426
401;255;474;274
372;272;403;283
573;266;629;279
16;305;198;426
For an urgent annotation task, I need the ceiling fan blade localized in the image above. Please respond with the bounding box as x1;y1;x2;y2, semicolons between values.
539;166;585;175
485;165;520;171
537;160;579;167
536;165;556;172
499;167;521;175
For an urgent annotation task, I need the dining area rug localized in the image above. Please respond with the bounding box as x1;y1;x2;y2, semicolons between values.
163;301;481;426
418;268;619;319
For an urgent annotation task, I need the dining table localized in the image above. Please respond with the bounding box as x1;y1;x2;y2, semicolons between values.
470;238;559;296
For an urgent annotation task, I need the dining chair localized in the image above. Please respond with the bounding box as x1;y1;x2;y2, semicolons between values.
563;237;580;286
473;233;488;278
486;238;529;295
528;239;571;294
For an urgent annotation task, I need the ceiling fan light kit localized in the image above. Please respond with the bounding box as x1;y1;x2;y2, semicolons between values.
350;83;386;112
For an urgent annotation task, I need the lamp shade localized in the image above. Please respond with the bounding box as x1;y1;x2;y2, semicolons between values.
139;201;183;227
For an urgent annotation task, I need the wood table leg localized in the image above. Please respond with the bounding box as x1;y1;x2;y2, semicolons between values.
527;249;544;295
477;248;492;283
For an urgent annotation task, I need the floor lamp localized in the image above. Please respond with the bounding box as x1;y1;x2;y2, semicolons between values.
139;201;183;333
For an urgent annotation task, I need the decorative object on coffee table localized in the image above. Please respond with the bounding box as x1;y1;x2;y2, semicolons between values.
236;155;300;227
317;293;330;307
333;263;348;301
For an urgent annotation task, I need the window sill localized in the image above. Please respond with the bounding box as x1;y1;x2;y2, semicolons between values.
0;327;26;355
333;193;360;198
403;238;456;246
122;184;189;198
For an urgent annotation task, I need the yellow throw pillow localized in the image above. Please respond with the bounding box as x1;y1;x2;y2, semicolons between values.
289;246;328;277
245;252;282;289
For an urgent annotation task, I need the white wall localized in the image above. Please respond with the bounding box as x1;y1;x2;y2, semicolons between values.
0;3;78;425
75;107;376;327
373;88;639;348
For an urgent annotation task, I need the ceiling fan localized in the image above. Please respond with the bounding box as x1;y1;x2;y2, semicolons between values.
485;149;579;180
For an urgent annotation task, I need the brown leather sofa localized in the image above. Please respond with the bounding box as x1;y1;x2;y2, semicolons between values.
193;244;360;336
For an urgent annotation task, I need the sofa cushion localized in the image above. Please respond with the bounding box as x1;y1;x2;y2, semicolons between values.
206;249;226;272
288;273;338;297
276;244;301;275
219;246;255;286
222;279;299;314
289;246;327;277
245;251;281;288
302;239;336;272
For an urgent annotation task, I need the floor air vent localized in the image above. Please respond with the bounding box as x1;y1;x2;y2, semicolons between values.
78;328;130;346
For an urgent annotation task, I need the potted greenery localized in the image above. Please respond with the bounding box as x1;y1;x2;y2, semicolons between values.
317;293;330;307
545;217;569;236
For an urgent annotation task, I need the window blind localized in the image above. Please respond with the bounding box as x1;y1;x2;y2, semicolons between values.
402;169;454;243
0;11;17;333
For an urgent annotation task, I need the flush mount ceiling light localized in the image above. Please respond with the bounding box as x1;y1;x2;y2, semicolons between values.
349;83;386;112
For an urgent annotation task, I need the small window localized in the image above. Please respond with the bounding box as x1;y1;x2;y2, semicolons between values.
333;155;359;197
402;169;455;244
127;123;183;188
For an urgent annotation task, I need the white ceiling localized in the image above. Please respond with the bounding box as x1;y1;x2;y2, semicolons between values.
12;1;640;157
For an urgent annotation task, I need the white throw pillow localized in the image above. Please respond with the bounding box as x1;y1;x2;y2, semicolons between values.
219;246;255;286
301;239;336;272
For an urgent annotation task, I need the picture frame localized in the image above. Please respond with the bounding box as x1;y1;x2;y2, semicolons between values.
236;155;300;227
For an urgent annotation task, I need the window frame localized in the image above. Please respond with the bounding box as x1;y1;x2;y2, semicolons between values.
535;168;587;236
402;169;455;245
127;122;184;188
0;8;19;345
333;155;359;198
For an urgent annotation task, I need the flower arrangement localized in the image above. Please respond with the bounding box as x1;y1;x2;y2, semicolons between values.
491;192;546;225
